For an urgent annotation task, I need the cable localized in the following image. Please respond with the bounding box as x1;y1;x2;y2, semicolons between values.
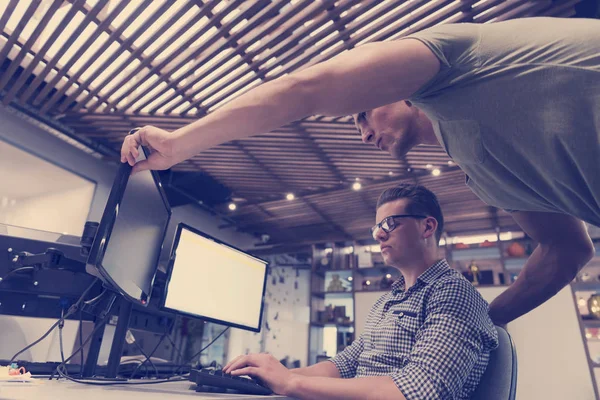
128;321;175;379
174;326;230;375
78;309;84;377
51;311;112;380
55;366;187;386
166;334;185;365
0;266;35;283
9;319;62;364
59;309;66;365
84;288;107;305
9;278;100;364
54;314;190;386
131;339;159;378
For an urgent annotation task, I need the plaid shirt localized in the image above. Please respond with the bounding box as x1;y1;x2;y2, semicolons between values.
330;259;498;400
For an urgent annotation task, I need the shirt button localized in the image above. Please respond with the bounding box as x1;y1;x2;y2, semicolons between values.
398;312;404;318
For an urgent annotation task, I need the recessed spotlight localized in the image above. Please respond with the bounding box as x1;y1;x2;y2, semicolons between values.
228;203;237;211
352;182;362;191
347;276;353;282
432;168;441;176
388;171;393;176
448;160;454;165
355;177;360;181
365;280;371;286
426;164;433;169
286;193;295;200
386;274;392;279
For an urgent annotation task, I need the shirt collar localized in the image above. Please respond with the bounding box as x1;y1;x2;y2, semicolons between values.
390;259;450;294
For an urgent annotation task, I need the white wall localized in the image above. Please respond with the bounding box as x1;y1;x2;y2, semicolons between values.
0;316;81;362
224;261;311;368
5;185;95;236
0;105;115;221
478;286;596;400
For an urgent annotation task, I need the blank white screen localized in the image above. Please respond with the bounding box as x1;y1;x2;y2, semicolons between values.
165;227;267;330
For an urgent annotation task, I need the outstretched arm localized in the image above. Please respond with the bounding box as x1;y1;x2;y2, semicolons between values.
489;211;594;325
121;39;439;172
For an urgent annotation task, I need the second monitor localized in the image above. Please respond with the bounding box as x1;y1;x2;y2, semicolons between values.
163;224;268;332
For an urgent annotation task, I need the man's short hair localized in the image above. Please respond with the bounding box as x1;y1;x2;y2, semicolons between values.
377;183;445;243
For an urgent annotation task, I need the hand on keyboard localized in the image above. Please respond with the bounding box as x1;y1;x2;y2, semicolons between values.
222;353;298;396
189;368;273;395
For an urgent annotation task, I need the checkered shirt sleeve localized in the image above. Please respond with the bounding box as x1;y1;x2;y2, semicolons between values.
391;278;498;400
329;334;364;378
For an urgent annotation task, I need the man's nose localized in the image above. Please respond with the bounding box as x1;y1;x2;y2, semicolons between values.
361;129;374;144
373;226;388;241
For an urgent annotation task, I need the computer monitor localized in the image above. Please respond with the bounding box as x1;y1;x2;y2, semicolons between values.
86;146;171;305
162;223;268;332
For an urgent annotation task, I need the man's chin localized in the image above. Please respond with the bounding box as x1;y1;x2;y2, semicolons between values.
389;142;413;160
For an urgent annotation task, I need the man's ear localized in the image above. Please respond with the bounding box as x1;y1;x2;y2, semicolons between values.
422;217;438;240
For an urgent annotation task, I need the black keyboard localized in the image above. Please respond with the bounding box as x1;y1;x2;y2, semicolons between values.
189;368;273;395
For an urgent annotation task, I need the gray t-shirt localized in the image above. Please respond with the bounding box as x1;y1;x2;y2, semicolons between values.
403;17;600;227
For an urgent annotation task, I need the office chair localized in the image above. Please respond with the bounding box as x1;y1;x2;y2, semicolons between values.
471;325;517;400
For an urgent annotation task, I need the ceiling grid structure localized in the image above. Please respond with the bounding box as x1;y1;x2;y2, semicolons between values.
0;0;585;246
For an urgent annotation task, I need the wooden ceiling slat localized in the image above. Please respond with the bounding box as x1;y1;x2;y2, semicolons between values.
32;0;131;110
2;0;85;106
473;0;531;23
177;0;357;114
65;0;197;113
0;0;63;99
55;0;180;114
18;0;106;105
0;0;20;33
43;0;156;113
0;0;41;74
79;0;226;114
195;0;391;112
270;0;439;79
112;0;271;114
133;0;289;114
153;0;318;115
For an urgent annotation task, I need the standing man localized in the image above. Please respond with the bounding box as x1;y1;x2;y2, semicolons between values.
121;17;599;325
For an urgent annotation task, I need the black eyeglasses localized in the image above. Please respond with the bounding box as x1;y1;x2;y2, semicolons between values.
370;214;428;240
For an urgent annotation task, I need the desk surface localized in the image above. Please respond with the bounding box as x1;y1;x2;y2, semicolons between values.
0;380;292;399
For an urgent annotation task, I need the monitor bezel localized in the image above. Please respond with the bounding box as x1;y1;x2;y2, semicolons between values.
161;222;269;333
86;146;172;306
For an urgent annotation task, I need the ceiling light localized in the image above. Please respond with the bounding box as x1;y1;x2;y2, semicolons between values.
386;274;392;279
228;203;237;211
347;276;353;282
352;182;362;191
432;168;441;176
448;160;454;165
286;193;295;200
426;164;433;169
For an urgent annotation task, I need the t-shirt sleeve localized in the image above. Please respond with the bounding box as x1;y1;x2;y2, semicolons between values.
399;23;483;100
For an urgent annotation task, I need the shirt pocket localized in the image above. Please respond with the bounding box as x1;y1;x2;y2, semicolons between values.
436;119;487;164
395;313;421;336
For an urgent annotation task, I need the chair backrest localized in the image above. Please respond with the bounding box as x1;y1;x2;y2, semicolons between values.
471;326;518;400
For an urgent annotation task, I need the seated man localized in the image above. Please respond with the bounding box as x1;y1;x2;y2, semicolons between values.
223;183;498;400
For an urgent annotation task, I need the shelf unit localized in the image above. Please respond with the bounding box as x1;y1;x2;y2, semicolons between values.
306;235;600;368
570;239;600;394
